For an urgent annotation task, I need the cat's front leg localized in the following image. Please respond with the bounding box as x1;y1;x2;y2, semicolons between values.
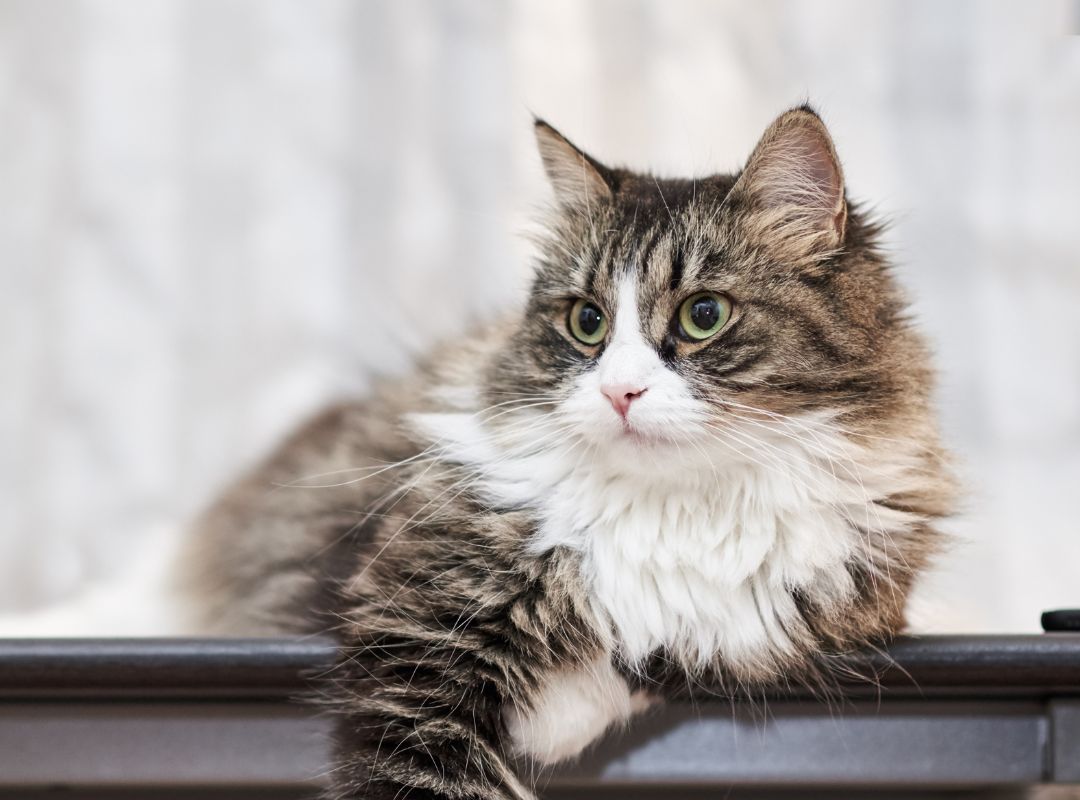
324;621;535;800
503;655;655;765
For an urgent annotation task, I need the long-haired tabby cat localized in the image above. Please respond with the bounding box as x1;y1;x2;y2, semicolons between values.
177;106;955;799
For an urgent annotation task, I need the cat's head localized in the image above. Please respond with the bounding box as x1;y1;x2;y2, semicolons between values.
487;106;929;467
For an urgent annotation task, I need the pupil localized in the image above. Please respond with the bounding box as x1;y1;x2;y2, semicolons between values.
579;305;602;335
691;298;719;330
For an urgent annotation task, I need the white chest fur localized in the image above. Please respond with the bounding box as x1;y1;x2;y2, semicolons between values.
528;436;865;667
414;408;922;762
497;420;892;763
412;408;913;670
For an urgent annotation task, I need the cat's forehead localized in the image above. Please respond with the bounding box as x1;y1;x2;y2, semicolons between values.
581;205;736;313
563;173;730;283
587;228;680;309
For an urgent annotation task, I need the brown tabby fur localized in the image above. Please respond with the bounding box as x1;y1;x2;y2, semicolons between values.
177;106;955;799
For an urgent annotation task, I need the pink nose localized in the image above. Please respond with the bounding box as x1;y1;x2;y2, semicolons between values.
601;384;647;419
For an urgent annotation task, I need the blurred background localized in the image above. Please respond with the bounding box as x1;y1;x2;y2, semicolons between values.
1;0;1078;633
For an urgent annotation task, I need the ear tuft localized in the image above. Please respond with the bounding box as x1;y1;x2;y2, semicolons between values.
732;107;847;249
534;119;613;211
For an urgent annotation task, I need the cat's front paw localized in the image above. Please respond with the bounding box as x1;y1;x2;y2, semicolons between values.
504;656;647;765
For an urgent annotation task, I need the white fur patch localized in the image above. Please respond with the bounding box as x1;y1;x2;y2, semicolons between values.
504;656;651;764
532;421;891;666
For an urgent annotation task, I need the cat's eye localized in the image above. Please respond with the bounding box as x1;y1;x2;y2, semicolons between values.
677;292;732;341
568;298;608;345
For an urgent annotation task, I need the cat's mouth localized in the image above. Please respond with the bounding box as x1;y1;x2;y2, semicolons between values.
616;420;666;446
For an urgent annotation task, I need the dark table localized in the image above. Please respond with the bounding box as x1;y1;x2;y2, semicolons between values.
2;635;1079;798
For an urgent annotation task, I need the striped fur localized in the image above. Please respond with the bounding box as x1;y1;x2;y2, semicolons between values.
176;106;956;799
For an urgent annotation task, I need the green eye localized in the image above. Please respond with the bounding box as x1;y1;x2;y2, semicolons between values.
568;298;608;345
678;291;732;341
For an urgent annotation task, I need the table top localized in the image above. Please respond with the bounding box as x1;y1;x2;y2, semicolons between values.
3;634;1080;790
1;634;1079;699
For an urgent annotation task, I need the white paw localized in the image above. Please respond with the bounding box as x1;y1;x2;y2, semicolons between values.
504;656;648;765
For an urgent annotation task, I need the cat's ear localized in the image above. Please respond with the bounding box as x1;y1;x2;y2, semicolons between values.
534;119;614;211
730;106;847;250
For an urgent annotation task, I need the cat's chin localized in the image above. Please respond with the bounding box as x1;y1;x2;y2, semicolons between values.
585;423;732;480
594;421;691;455
617;423;667;446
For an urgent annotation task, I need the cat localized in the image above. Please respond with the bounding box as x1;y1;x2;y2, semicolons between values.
175;105;956;799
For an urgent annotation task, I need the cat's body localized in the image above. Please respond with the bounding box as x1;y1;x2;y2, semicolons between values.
177;107;955;799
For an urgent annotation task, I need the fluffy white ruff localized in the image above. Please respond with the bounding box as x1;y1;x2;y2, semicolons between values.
414;405;919;669
415;402;923;763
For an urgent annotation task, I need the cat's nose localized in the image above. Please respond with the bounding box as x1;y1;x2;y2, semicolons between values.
601;384;647;419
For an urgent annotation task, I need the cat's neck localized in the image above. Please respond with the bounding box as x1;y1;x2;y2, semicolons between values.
408;406;919;668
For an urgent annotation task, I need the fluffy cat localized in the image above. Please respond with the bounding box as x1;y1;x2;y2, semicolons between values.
177;106;956;799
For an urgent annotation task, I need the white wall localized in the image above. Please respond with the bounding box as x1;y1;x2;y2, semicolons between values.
1;0;1078;632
